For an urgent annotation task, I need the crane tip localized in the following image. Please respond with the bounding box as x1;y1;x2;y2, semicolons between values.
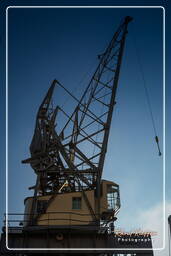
125;16;133;23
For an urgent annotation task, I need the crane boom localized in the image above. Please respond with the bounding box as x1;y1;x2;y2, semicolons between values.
59;16;133;192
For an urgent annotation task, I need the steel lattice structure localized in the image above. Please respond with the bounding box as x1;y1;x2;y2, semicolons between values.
23;17;132;200
0;16;154;256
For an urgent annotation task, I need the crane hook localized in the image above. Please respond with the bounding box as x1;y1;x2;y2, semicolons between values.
155;136;162;156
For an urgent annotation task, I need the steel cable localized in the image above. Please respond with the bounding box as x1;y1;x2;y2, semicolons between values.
132;34;162;156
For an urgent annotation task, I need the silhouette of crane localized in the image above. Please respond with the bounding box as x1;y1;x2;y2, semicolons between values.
0;16;154;255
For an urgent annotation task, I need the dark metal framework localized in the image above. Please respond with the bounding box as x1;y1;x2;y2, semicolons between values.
22;17;132;215
0;16;155;256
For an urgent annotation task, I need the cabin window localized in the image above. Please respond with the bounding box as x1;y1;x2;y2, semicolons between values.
72;197;81;210
107;185;120;210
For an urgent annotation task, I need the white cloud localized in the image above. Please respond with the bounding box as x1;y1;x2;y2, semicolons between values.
116;201;171;255
135;201;171;255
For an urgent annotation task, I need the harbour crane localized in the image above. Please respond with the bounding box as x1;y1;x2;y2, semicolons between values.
0;16;154;255
22;16;132;227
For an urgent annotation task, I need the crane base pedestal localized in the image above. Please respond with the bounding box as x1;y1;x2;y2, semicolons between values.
0;226;153;256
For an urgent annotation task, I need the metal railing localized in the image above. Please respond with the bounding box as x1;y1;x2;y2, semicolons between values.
4;212;108;229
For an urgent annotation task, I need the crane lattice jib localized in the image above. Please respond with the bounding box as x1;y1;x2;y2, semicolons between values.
59;16;132;187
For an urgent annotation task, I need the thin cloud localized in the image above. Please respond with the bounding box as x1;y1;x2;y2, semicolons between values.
136;201;171;255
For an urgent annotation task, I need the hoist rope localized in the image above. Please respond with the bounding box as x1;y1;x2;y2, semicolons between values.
132;34;162;156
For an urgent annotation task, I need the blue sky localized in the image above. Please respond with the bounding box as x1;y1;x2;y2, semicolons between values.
0;1;170;251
